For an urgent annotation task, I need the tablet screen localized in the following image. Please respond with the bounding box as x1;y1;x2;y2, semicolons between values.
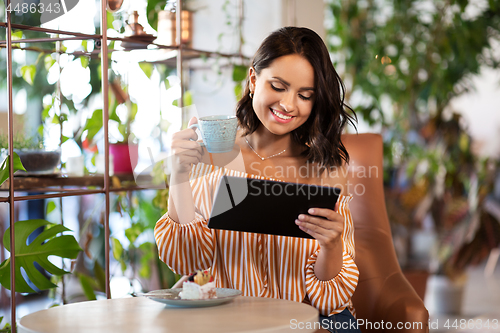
208;176;340;239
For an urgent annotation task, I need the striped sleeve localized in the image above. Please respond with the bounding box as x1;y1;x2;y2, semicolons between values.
304;194;359;316
153;164;217;275
154;212;215;275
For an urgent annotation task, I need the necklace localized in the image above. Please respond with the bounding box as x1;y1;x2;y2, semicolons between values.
245;137;287;160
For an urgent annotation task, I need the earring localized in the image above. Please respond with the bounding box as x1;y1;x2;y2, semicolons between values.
249;91;254;98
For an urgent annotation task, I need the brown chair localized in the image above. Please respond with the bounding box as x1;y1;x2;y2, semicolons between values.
340;133;429;333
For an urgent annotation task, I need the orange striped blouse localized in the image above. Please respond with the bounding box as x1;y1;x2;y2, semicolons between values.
154;162;359;316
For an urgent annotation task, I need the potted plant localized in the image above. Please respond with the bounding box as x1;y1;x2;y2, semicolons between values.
408;114;500;314
109;77;139;175
81;77;138;175
329;0;500;307
0;133;61;176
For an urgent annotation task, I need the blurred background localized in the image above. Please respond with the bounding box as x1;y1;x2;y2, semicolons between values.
0;0;499;331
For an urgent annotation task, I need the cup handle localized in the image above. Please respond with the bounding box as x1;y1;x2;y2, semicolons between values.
188;124;205;147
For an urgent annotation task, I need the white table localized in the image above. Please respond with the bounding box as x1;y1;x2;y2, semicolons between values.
19;296;320;333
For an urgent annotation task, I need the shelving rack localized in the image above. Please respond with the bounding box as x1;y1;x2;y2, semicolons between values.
0;0;247;331
1;1;114;330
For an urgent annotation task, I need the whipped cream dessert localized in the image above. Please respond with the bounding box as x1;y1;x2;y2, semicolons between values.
179;270;216;300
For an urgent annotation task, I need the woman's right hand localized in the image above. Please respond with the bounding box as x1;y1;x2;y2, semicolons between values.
170;117;204;177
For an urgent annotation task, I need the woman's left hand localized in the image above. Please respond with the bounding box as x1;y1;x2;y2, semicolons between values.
295;203;344;251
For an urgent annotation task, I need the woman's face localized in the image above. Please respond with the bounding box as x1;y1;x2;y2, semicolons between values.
249;54;315;136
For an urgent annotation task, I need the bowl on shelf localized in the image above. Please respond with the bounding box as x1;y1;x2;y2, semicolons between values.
7;148;62;175
121;33;157;49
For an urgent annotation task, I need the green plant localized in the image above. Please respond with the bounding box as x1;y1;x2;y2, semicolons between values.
0;219;82;293
329;0;500;131
0;133;43;150
111;187;179;293
329;0;500;274
406;114;500;278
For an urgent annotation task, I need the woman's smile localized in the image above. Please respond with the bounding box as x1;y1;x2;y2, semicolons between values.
270;108;294;123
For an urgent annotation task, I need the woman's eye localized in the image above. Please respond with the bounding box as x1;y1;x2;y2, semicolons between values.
270;84;285;92
299;94;312;101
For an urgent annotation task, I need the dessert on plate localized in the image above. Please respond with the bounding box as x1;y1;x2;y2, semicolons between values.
179;270;216;300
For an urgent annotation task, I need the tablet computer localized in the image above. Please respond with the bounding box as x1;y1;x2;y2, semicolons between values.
207;175;341;239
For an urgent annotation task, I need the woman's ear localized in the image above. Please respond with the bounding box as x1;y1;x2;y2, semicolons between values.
248;67;256;92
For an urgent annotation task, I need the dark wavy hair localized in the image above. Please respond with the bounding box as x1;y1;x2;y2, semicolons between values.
236;27;357;168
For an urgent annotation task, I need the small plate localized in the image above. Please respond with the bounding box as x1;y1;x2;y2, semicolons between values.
143;288;241;307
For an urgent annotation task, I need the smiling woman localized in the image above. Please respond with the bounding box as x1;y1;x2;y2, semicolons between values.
155;27;360;333
237;27;356;169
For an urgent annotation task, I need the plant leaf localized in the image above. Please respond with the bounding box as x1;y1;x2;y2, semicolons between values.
93;261;106;292
80;56;89;68
111;237;123;261
139;63;154;79
130;102;138;122
82;109;103;143
20;65;37;85
42;103;52;120
12;30;23;40
0;152;27;187
232;64;247;82
184;91;193;106
78;273;97;300
44;55;56;71
46;201;57;215
124;223;143;244
111;237;127;273
109;100;120;122
172;90;193;107
107;10;115;30
234;82;242;99
138;242;154;278
0;219;82;293
146;0;167;32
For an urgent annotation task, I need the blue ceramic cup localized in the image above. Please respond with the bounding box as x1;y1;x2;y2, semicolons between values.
189;115;238;153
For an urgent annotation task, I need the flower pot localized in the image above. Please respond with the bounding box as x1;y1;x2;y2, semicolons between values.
109;143;138;175
426;274;466;314
403;269;429;301
1;148;61;175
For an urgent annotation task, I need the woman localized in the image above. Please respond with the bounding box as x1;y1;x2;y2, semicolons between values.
155;27;360;333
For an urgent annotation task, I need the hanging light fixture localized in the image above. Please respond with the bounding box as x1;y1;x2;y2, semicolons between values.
157;8;193;46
